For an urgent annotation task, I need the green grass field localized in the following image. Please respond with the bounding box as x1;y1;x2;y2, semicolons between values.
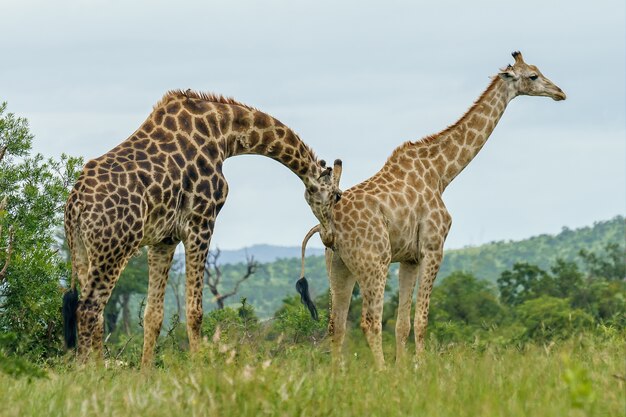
1;335;623;417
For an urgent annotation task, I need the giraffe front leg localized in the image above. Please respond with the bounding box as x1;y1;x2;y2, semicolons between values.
184;236;210;354
327;254;356;370
141;243;177;368
396;262;418;365
413;249;444;358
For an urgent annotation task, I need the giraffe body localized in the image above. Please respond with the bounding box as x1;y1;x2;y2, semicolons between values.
301;52;566;369
64;91;339;366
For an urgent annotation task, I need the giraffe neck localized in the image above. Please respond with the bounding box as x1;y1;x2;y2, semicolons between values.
433;76;514;188
216;106;319;187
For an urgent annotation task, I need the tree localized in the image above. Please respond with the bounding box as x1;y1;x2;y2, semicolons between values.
204;248;258;309
497;263;551;306
579;242;625;281
549;258;584;299
0;102;82;360
516;296;593;342
430;271;504;325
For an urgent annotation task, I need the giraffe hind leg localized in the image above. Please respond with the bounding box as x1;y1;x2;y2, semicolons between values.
183;233;210;354
396;262;418;364
77;253;132;362
63;225;89;350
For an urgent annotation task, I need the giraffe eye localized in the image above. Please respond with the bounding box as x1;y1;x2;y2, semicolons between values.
529;74;538;81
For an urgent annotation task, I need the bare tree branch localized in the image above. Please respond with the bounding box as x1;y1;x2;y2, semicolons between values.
204;249;258;309
216;254;258;306
0;226;15;283
0;145;7;164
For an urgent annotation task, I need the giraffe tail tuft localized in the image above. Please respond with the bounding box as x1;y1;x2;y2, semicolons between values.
297;225;321;320
62;288;79;349
296;277;318;321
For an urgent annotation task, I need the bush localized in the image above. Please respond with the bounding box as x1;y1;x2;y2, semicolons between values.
516;296;594;342
272;296;328;344
202;299;260;344
0;102;82;361
0;333;46;379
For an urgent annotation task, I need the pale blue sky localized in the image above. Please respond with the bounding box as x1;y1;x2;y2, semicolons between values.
1;0;624;250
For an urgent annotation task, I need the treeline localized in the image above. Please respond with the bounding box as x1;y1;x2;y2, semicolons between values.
424;242;624;344
214;216;624;318
138;242;624;366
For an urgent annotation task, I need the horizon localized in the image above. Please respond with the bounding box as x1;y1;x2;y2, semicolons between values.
191;214;624;254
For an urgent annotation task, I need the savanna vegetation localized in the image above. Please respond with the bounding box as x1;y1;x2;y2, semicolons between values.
0;103;624;416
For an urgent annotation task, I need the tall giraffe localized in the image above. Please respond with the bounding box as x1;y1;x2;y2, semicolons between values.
63;90;341;366
299;52;566;369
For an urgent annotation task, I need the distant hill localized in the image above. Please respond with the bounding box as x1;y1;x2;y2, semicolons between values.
208;216;624;318
207;244;325;265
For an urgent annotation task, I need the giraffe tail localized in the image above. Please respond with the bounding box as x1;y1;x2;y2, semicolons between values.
296;224;321;321
62;287;79;349
62;198;82;349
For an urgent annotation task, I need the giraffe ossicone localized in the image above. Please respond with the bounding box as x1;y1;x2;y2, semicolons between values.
63;90;341;366
300;51;566;369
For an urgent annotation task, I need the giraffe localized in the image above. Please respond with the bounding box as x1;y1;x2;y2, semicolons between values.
299;52;566;369
63;90;341;366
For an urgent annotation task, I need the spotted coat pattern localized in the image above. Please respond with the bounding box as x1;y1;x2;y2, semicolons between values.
65;91;338;366
315;52;566;369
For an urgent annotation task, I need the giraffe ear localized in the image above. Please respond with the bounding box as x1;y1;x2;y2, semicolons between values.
318;167;332;181
498;65;518;81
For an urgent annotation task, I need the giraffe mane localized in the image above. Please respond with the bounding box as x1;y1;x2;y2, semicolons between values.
153;90;320;164
155;89;259;111
389;76;501;159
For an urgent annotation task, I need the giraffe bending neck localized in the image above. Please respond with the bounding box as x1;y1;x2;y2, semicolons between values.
222;118;319;188
157;90;321;189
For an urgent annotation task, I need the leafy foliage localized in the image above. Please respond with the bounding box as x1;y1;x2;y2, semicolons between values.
0;102;82;365
516;296;594;342
201;298;260;344
272;295;328;344
423;243;625;344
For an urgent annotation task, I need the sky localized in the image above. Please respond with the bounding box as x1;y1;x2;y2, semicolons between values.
1;0;624;251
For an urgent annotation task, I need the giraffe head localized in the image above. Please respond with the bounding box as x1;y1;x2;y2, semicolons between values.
498;51;566;101
304;159;342;230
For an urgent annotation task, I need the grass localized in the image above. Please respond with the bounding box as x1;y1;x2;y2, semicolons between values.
0;334;623;417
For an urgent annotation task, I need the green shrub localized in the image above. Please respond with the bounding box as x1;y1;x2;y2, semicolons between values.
272;296;328;344
202;298;260;344
516;296;594;342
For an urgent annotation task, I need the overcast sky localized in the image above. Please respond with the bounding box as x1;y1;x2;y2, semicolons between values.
1;0;624;250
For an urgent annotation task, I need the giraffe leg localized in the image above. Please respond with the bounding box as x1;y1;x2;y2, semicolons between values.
413;248;444;358
77;257;130;362
359;269;388;370
141;243;177;368
396;262;418;364
183;235;210;354
327;253;356;369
